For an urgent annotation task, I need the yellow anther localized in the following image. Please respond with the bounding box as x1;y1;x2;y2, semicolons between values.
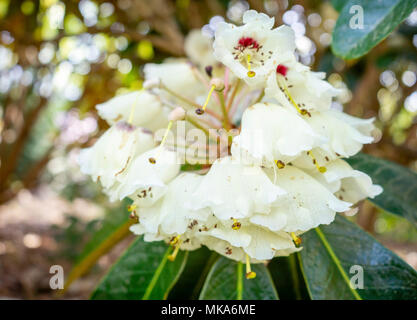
127;204;137;212
245;254;256;279
291;232;302;248
275;160;285;169
232;219;241;230
246;54;256;78
169;235;181;246
307;150;327;173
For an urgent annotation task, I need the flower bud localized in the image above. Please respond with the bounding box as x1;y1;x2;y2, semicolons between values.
210;78;225;91
168;107;186;122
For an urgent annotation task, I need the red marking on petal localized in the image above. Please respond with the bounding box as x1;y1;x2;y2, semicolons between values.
276;64;288;76
238;37;260;49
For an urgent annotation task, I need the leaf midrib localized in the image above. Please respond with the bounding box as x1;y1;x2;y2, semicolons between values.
142;246;171;300
315;227;362;300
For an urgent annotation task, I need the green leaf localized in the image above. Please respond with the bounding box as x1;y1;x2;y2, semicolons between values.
332;0;417;59
91;238;188;300
199;257;278;300
299;215;417;300
64;200;134;291
347;153;417;228
168;247;218;299
268;255;309;300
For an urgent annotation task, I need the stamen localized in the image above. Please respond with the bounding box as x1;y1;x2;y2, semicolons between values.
274;160;285;169
307;150;327;173
168;235;181;261
276;73;309;117
195;84;216;115
148;120;173;164
245;254;256;279
246;54;256;78
291;232;302;248
127;204;137;212
232;219;241;230
169;235;181;246
168;244;180;262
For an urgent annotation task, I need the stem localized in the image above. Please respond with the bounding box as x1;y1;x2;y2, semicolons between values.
185;115;210;135
226;79;240;112
218;91;231;130
161;85;222;121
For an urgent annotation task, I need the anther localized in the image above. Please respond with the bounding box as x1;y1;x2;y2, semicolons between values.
205;65;213;78
291;232;302;248
169;235;181;246
245;254;256;279
127;204;137;212
275;160;285;169
232;219;241;230
148;157;156;164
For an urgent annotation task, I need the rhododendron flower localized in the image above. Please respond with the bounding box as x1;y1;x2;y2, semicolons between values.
79;9;382;279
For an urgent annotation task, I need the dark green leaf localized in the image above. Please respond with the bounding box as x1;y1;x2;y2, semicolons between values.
347;153;417;228
332;0;417;59
168;247;217;299
300;215;417;299
91;238;188;300
199;257;278;300
268;255;309;300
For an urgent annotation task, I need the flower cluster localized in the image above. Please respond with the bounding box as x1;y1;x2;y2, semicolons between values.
79;10;382;279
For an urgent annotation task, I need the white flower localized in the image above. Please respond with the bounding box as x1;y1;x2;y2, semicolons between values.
306;159;382;204
96;90;168;131
201;224;299;261
265;57;340;113
231;102;325;167
112;146;180;205
78;122;155;192
185;29;217;67
144;60;206;101
188;156;285;220
131;173;210;235
249;166;352;233
306;109;375;158
79;10;384;269
213;10;295;86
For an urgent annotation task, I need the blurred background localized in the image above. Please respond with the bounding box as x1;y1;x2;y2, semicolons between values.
0;0;416;299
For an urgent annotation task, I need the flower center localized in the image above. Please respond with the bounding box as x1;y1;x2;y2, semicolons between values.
233;37;272;78
238;37;260;50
